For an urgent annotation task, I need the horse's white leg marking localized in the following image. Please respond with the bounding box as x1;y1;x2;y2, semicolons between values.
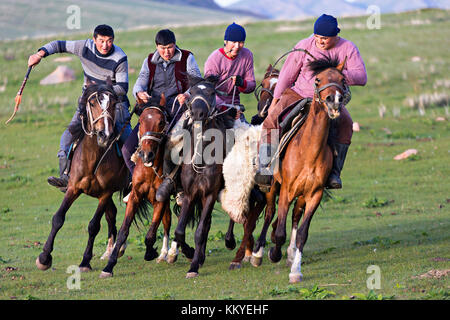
100;237;114;260
286;226;297;265
156;234;169;263
101;93;110;137
167;240;179;263
252;246;264;258
289;248;303;283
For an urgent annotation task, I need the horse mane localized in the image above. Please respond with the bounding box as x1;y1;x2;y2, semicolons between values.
308;55;341;76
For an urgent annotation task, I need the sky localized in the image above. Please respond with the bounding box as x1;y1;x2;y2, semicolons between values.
214;0;242;7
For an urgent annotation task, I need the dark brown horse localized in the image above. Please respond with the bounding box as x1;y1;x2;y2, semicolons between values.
169;75;238;278
36;80;129;272
253;56;347;283
100;95;177;278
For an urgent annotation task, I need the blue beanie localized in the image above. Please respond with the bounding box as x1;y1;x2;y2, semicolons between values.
314;14;340;37
224;23;246;42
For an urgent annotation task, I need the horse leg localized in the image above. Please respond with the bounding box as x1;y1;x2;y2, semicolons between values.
144;201;166;261
225;219;236;250
157;206;171;263
174;198;196;261
251;183;277;267
100;191;138;278
287;196;305;267
79;196;110;271
36;188;80;271
269;184;291;263
230;196;265;270
186;195;215;278
289;191;323;283
100;198;118;260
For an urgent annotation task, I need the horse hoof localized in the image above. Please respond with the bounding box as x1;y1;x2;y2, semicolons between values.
186;272;199;279
229;262;241;270
144;249;158;261
79;265;92;272
289;272;303;284
156;253;167;263
99;271;113;279
250;255;262;267
35;256;51;271
225;238;236;250
268;247;282;263
167;254;178;264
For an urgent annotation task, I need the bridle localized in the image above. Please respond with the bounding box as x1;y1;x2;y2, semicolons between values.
254;71;279;117
81;91;116;137
137;106;168;171
313;78;347;107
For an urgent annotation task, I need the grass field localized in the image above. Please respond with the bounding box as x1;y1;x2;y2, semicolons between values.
0;9;449;300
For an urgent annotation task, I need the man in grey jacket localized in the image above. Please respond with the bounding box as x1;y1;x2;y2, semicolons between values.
122;29;201;202
28;24;131;191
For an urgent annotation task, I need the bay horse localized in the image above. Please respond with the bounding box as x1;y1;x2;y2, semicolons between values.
253;56;347;283
36;79;129;272
100;95;175;278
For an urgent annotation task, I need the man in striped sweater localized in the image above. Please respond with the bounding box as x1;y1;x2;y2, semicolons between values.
28;25;131;191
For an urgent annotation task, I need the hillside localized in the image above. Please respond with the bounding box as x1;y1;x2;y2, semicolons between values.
0;0;257;40
226;0;450;19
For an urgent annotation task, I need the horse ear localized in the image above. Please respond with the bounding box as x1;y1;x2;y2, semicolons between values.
336;56;347;72
267;64;273;72
159;93;166;107
106;76;113;87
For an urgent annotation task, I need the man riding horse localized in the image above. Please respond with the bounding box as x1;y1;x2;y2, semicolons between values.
255;14;367;189
121;29;202;203
155;22;256;203
28;25;132;191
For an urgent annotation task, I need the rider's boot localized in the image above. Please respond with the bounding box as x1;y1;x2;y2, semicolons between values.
326;143;349;189
47;156;70;192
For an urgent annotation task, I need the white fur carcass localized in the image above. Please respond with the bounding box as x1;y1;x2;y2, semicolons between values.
219;122;262;224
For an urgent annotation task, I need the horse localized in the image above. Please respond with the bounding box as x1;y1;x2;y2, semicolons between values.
167;74;243;278
100;95;175;278
36;79;129;272
252;56;347;283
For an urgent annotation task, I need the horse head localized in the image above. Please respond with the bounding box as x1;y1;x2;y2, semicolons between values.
187;75;219;123
308;56;347;119
82;77;118;147
256;64;279;117
137;94;167;167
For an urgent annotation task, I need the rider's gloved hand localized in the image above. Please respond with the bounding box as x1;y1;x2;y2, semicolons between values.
234;75;244;87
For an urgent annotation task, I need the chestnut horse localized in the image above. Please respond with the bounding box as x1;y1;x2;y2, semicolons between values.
253;56;347;283
36;80;129;272
100;95;177;278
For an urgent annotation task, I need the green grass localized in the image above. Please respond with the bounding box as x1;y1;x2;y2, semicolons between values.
0;9;449;300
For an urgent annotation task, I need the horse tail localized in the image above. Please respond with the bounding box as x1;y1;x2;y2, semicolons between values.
188;203;202;229
133;199;153;230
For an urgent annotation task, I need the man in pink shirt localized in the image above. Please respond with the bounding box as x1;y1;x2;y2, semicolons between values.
204;22;256;122
256;14;367;189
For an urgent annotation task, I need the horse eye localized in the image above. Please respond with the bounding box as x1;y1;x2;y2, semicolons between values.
315;78;320;83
